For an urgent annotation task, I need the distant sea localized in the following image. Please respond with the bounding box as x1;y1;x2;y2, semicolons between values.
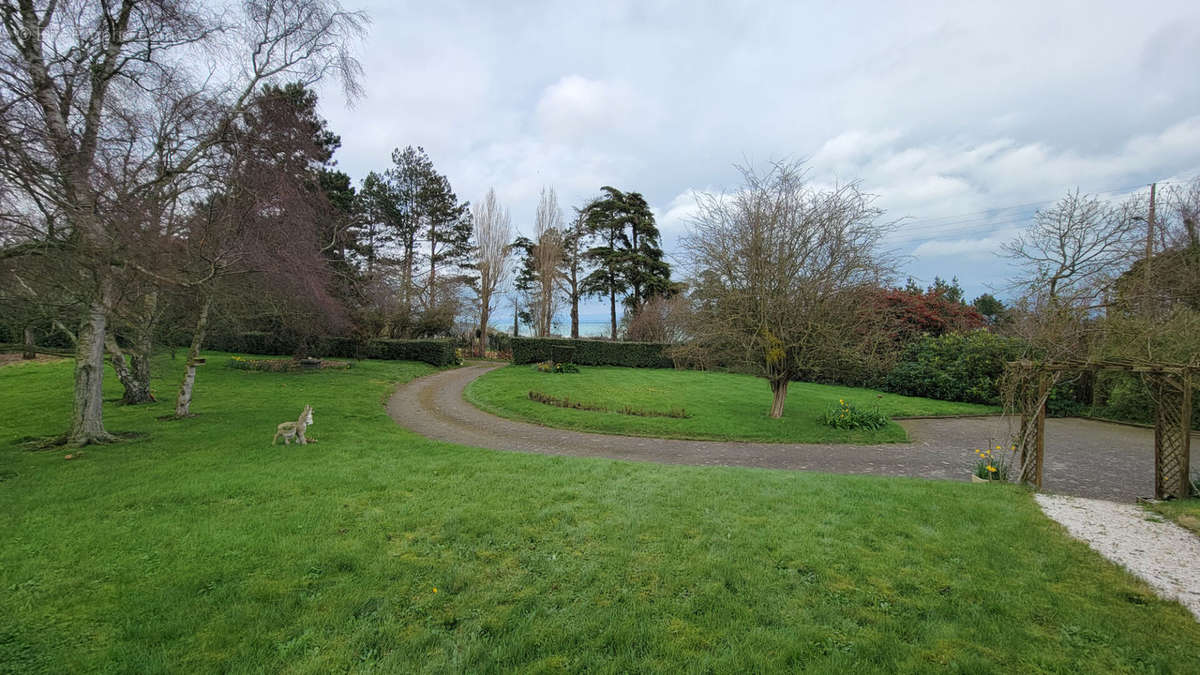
489;316;614;338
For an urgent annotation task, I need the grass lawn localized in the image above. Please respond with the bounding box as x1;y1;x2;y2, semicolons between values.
2;355;1198;672
466;365;998;444
1146;497;1200;536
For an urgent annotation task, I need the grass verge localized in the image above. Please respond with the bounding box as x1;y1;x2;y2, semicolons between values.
1145;497;1200;536
466;364;998;444
1;355;1198;672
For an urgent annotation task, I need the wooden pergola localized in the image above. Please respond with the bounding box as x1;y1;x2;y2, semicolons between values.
1007;358;1194;499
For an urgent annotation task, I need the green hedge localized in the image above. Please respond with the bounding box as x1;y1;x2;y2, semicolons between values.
206;332;456;367
364;339;456;366
512;337;672;368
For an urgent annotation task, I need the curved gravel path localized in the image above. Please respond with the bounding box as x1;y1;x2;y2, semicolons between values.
1036;494;1200;621
388;362;1173;501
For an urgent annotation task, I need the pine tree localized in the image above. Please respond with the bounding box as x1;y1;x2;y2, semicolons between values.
421;172;473;309
582;186;671;339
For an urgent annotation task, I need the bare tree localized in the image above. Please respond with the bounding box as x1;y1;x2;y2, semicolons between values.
471;188;511;355
625;292;691;343
532;187;564;336
1002;189;1141;307
0;0;366;444
1161;176;1199;250
683;161;896;418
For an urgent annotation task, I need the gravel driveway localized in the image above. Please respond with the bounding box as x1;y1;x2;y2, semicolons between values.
387;362;1189;502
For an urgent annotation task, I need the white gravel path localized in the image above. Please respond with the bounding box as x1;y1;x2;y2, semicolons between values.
1035;494;1200;621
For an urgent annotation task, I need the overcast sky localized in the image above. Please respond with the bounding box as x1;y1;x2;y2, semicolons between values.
315;0;1200;322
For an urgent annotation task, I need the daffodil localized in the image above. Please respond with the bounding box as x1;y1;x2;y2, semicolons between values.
987;465;997;473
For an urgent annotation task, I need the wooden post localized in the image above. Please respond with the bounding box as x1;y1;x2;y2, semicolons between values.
1182;372;1192;499
1035;373;1047;490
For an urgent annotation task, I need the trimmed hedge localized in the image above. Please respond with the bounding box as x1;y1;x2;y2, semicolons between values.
364;339;456;366
206;332;456;367
512;337;672;368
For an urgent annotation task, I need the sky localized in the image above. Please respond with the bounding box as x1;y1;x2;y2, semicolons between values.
314;0;1200;330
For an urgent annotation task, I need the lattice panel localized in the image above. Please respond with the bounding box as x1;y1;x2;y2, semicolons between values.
1150;373;1192;499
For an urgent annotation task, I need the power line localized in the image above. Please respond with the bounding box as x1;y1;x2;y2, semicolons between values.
894;180;1162;231
886;179;1182;245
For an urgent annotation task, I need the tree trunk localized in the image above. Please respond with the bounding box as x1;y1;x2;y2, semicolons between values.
124;291;158;404
69;298;115;445
479;304;490;357
768;378;789;419
428;234;437;309
570;292;579;339
610;287;617;341
108;296;157;405
22;326;35;360
175;291;212;418
106;335;134;398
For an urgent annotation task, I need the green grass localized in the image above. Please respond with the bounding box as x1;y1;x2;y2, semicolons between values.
2;355;1198;672
1145;497;1200;536
466;365;998;444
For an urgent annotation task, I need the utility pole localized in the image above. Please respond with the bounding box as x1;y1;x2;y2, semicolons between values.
1144;182;1156;313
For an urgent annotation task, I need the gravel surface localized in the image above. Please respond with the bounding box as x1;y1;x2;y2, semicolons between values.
1036;494;1200;621
388;362;1184;501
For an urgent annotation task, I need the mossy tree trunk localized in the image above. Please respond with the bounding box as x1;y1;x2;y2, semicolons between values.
769;378;789;419
69;297;115;446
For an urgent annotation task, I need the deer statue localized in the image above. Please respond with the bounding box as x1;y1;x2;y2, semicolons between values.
273;404;314;445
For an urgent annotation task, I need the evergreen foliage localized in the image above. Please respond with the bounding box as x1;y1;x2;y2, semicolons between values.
581;186;672;337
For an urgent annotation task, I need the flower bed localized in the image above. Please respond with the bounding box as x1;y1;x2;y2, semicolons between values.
228;357;353;373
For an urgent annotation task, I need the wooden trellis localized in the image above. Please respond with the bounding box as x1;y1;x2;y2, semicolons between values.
1008;359;1194;499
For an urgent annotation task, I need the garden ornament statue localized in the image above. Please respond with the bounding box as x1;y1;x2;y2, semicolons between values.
273;405;314;445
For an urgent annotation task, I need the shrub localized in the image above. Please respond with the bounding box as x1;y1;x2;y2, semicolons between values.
885;331;1024;405
535;360;580;374
512;337;672;368
821;398;889;431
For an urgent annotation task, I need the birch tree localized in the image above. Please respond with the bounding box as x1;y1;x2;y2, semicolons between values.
0;0;365;444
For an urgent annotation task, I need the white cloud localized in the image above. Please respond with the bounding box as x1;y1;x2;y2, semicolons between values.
313;0;1200;308
535;75;657;142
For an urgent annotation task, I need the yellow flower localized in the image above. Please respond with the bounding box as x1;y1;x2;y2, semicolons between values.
987;465;997;473
433;587;438;593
